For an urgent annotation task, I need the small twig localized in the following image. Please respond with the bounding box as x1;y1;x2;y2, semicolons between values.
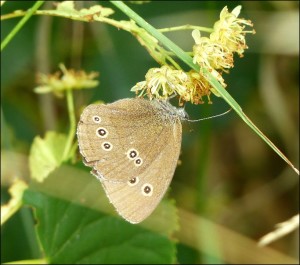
158;24;213;33
258;214;299;247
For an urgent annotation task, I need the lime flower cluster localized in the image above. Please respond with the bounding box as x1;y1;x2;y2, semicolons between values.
210;5;255;57
132;5;255;104
34;64;99;98
131;66;213;105
192;5;255;89
132;66;187;101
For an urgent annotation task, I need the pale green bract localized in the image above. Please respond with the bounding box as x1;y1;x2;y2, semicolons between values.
29;131;68;182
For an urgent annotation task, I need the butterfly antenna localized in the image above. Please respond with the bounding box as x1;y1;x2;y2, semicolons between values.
187;108;232;122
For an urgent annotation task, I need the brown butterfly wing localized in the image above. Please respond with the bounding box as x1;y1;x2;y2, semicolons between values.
77;98;180;181
77;98;182;223
101;120;181;223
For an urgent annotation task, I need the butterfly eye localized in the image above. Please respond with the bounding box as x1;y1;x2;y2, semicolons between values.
127;148;139;160
101;142;113;151
92;116;101;123
96;127;108;138
128;176;139;186
134;157;143;166
141;184;153;196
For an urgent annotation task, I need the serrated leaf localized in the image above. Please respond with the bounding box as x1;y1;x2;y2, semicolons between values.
29;164;179;238
23;187;176;264
29;131;68;182
1;179;28;225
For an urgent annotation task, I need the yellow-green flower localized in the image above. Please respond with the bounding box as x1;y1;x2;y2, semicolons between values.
183;71;213;104
131;66;215;104
191;5;255;95
192;30;233;72
34;64;99;98
210;5;255;56
131;65;188;100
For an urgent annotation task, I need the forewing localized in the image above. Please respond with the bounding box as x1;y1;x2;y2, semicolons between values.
77;98;179;182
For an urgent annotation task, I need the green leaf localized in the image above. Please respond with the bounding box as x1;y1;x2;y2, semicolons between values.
29;131;68;182
1;179;28;225
31;164;179;237
23;186;176;264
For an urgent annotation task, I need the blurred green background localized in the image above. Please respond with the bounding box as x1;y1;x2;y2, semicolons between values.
1;1;299;264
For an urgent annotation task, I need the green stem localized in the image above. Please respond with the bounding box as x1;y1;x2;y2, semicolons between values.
4;259;47;264
110;1;299;175
1;1;44;51
63;89;76;161
158;25;213;33
110;1;196;70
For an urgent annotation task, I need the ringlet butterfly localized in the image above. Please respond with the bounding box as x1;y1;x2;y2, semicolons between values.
77;97;187;223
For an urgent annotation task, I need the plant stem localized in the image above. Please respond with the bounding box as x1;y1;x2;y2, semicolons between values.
158;25;213;33
63;89;76;161
1;1;44;51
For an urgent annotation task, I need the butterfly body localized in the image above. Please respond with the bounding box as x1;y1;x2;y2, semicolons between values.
77;98;185;223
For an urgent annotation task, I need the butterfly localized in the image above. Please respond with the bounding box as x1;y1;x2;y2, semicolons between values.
77;97;186;223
